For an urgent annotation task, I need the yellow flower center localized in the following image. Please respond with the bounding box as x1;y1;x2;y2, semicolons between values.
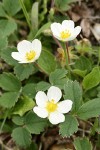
26;51;36;61
46;100;58;113
60;30;71;39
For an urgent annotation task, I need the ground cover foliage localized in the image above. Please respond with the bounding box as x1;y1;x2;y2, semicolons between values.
0;0;100;149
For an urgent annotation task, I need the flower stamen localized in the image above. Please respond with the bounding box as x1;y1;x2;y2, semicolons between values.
26;50;36;61
46;100;58;113
60;30;71;39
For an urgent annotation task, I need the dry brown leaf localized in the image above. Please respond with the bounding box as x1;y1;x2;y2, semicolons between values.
81;19;91;37
68;11;81;22
69;3;92;19
91;23;100;42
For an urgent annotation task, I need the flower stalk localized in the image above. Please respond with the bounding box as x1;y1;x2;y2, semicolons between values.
66;42;70;64
62;42;68;67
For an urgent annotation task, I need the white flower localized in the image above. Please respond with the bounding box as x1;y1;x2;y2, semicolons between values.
11;39;42;63
33;86;73;125
51;20;81;42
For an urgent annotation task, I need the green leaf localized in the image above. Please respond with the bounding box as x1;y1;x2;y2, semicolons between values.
13;96;35;116
36;81;51;91
74;137;92;150
64;80;82;112
12;116;24;126
31;2;38;30
3;0;21;16
1;47;18;66
0;92;19;108
25;111;47;134
49;68;68;89
27;142;38;150
77;98;100;120
59;115;78;137
0;37;8;51
73;69;87;78
0;19;17;37
34;22;51;38
0;3;6;17
0;121;12;132
11;127;31;147
0;73;21;92
55;0;78;11
37;49;56;75
74;56;92;72
14;64;36;81
82;67;100;90
22;83;36;98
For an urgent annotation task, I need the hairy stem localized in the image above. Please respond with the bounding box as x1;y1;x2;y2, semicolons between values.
53;35;62;49
66;42;70;64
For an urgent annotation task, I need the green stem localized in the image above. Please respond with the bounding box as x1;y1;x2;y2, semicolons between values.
53;35;62;49
19;0;32;30
62;42;68;67
0;110;9;134
62;42;71;78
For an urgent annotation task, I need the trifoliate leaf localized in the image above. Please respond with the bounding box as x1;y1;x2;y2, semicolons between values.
37;49;56;75
82;67;100;90
77;98;100;120
3;0;21;16
1;47;18;66
0;72;21;92
0;92;20;108
64;80;82;112
12;115;24;126
14;64;36;81
11;127;31;147
22;83;36;98
0;19;17;37
59;115;78;137
49;68;68;89
25;111;48;134
0;37;8;51
74;56;92;72
36;81;51;91
0;2;6;17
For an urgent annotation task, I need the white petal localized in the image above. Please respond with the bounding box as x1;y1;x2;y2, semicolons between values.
52;34;62;41
35;91;48;107
33;107;48;118
19;60;32;63
49;112;65;124
47;86;62;103
62;20;74;31
73;26;81;36
32;39;42;60
62;26;81;41
19;57;37;63
17;40;31;54
66;26;81;41
58;100;73;114
51;23;62;37
32;39;41;51
11;52;23;61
